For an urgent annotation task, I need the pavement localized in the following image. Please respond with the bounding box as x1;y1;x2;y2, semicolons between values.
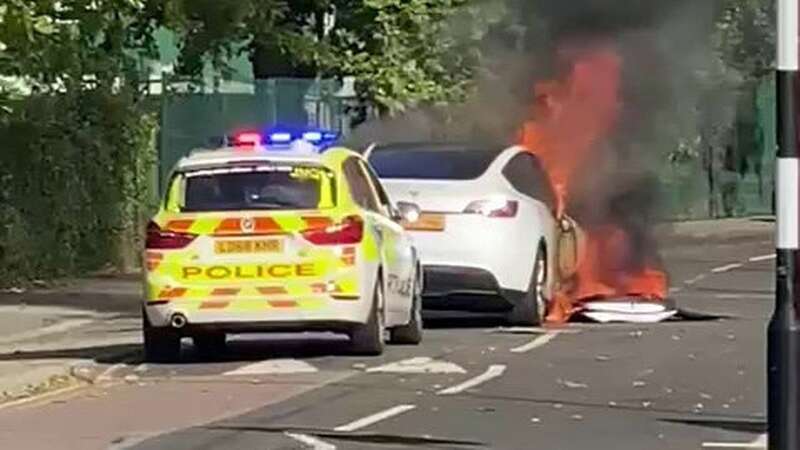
0;217;775;449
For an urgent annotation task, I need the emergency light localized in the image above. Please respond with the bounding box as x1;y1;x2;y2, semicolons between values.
230;127;340;151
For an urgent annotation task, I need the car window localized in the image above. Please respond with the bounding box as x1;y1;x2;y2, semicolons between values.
369;146;502;180
179;164;336;212
343;157;380;212
502;152;556;211
361;161;392;213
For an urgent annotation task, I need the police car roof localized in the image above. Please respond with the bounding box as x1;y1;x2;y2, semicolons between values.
176;145;356;171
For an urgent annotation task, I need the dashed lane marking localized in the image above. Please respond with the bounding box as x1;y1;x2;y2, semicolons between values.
366;357;466;374
510;332;558;354
437;365;507;395
685;274;707;285
285;432;337;450
223;359;318;376
334;404;417;432
702;433;766;448
749;254;776;262
711;263;744;274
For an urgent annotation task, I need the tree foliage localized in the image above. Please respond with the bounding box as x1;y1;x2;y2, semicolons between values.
0;1;158;283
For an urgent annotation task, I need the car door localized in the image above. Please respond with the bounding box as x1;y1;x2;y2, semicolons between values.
360;158;415;321
342;157;412;323
501;151;561;290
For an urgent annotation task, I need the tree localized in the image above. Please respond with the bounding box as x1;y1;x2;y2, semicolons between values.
0;0;159;282
155;0;504;115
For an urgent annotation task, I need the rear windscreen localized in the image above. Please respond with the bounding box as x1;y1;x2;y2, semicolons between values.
369;147;500;180
178;164;335;212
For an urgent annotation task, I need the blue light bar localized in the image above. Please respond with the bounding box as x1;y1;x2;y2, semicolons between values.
261;127;341;150
302;131;323;142
269;132;293;143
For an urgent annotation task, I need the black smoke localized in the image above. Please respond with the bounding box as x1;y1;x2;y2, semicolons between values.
348;0;728;279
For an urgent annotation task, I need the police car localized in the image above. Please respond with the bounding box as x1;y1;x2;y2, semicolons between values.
143;129;423;361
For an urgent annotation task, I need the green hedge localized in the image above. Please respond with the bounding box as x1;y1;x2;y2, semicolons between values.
0;90;157;285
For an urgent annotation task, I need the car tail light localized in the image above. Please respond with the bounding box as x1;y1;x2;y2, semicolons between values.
145;221;197;249
463;198;519;218
303;215;364;246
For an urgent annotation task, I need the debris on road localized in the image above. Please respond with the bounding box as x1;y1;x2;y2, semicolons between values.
595;354;612;361
558;379;589;389
580;299;677;323
633;381;647;388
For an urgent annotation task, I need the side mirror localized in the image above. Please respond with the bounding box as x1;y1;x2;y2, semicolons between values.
393;201;421;223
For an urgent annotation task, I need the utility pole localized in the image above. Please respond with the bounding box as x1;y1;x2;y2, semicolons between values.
769;1;800;449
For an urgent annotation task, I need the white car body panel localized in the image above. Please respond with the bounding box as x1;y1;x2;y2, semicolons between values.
372;146;558;306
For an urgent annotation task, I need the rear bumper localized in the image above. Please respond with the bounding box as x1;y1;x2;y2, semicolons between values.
408;216;544;293
422;265;515;312
148;318;359;335
144;295;370;330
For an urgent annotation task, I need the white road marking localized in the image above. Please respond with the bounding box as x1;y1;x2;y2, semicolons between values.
366;357;466;374
749;254;777;262
711;263;744;274
96;363;126;381
334;404;417;432
510;332;558;353
685;274;707;285
223;359;318;376
702;433;766;448
285;432;337;449
437;365;507;395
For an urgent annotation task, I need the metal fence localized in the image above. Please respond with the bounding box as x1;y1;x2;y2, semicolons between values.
156;76;776;220
661;76;775;220
157;78;354;192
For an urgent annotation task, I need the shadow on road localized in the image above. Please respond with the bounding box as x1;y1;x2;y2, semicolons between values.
659;417;766;433
0;343;140;364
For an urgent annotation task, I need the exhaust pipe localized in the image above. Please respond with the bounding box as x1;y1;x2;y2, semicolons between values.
170;313;187;329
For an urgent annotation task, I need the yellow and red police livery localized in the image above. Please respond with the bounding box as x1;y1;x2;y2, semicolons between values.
143;132;423;361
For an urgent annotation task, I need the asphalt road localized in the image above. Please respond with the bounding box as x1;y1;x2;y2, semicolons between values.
0;230;773;450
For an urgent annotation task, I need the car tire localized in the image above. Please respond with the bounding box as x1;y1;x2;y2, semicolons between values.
143;309;181;363
507;246;548;326
349;276;386;356
389;271;423;345
193;333;227;359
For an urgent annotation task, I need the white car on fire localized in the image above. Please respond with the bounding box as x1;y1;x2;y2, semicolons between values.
367;142;581;325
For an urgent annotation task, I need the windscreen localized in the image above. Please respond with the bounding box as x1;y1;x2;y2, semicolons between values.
179;164;335;212
369;147;501;180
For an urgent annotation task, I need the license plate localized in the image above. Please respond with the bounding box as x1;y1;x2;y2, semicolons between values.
403;213;445;231
215;239;283;254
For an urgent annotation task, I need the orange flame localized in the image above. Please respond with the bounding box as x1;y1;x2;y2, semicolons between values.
519;44;667;322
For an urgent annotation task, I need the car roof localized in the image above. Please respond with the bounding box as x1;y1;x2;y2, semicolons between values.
176;146;356;171
371;141;509;154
